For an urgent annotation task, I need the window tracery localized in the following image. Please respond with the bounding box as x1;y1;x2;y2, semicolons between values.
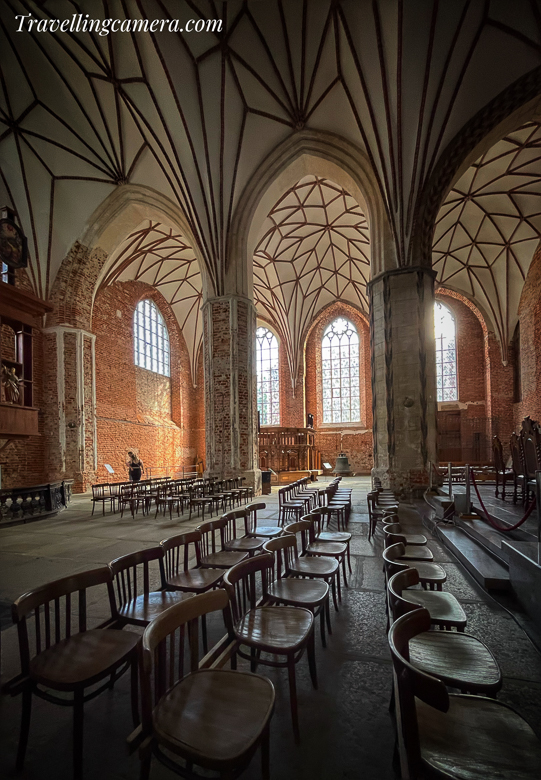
322;318;360;423
435;302;458;401
134;299;170;376
256;327;280;426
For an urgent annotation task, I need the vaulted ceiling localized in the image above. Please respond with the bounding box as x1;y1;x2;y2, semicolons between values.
1;0;541;351
433;120;541;358
254;175;369;383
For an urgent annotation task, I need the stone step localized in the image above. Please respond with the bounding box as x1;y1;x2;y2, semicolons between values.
456;515;510;564
437;525;510;591
430;495;454;519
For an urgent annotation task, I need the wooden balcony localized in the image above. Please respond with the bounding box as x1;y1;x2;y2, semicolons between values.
258;427;321;472
0;402;39;438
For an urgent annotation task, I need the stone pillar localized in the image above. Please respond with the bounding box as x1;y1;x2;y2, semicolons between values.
203;295;261;493
369;267;438;494
42;326;97;492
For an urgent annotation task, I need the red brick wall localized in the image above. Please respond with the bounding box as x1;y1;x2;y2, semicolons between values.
92;281;200;481
305;303;373;474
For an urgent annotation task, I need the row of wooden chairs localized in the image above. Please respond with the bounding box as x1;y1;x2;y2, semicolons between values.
278;477;352;527
493;416;541;503
5;494;352;779
381;502;541;778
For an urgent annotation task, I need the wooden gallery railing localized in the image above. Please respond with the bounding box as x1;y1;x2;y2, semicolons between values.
258;427;321;472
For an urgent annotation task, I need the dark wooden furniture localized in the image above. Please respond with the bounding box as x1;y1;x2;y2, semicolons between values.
492;435;513;498
222;509;266;555
389;609;541;780
388;569;467;631
109;547;192;627
263;535;331;646
309;507;353;575
244;502;283;538
383;542;447;591
383;522;427;546
160;531;224;595
283;520;341;611
223;554;317;742
8;567;139;779
138;590;275;780
303;513;349;589
510;432;527;504
384;531;434;561
258;427;318;472
197;517;250;569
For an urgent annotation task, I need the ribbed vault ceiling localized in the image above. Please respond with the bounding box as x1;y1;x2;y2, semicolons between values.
433;121;541;359
254;175;369;385
97;220;203;382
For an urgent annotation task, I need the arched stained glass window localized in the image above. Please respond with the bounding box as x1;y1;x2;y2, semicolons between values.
322;318;360;423
435;301;457;401
256;326;280;425
134;299;170;376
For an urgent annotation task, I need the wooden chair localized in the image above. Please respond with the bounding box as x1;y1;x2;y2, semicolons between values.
197;517;250;569
383;542;446;591
91;483;114;516
161;531;224;595
222;509;266;556
283;520;341;611
244;502;283;538
389;608;541;779
109;547;193;627
223;554;317;742
263;535;331;647
303;513;349;589
119;482;145;518
384;531;434;561
383;522;427;546
492;435;513;498
388;568;467;631
309;507;352;575
137;590;275;780
154;482;182;521
278;486;307;525
510;432;527;504
8;567;139;779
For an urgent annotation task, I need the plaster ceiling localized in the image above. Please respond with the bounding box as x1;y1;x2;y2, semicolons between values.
254;175;369;384
2;0;541;315
433;120;541;357
97;220;203;382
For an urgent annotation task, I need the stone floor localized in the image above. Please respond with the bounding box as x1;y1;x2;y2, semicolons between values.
1;478;540;779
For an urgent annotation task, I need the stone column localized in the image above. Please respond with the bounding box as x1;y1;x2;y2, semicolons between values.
369;267;438;493
203;295;261;493
42;326;97;492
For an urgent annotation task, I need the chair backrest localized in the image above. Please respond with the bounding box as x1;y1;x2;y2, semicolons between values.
387;568;422;620
109;546;164;608
283;519;311;553
12;566;116;674
222;554;275;622
492;435;505;471
382;542;408;581
384;531;407;549
140;590;233;733
262;535;298;578
510;433;524;475
161;531;202;579
388;608;450;778
92;484;109;499
245;502;265;533
383;523;403;537
198;516;228;554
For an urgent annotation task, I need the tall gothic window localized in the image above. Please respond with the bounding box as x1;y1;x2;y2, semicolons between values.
134;299;170;376
435;301;457;401
256;326;280;425
322;318;360;423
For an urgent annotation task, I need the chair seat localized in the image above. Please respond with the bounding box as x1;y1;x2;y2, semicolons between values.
396;533;427;545
306;541;347;556
289;556;339;577
118;591;194;624
403;590;467;629
410;630;501;694
266;578;329;607
200;551;249;568
154;669;275;765
29;628;139;688
235;606;313;651
167;568;224;591
316;531;352;543
224;536;265;552
397;545;434;561
417;694;541;779
247;526;282;538
411;561;447;585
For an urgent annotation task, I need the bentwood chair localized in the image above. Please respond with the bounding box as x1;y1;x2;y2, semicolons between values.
223;554;317;742
283;520;341;611
383;542;447;591
137;590;275;780
8;567;140;779
389;609;541;779
388;568;467;632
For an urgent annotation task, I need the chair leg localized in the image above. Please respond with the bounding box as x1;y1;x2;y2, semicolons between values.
16;686;32;772
287;655;300;742
325;597;333;635
201;613;208;654
261;725;270;780
73;688;84;780
307;629;318;690
139;744;152;780
130;655;139;727
319;605;326;647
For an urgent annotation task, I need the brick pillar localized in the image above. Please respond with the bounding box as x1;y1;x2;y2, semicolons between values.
203;295;261;493
42;326;97;492
369;267;438;493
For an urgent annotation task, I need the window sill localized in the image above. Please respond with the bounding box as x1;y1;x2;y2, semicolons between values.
319;422;370;432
